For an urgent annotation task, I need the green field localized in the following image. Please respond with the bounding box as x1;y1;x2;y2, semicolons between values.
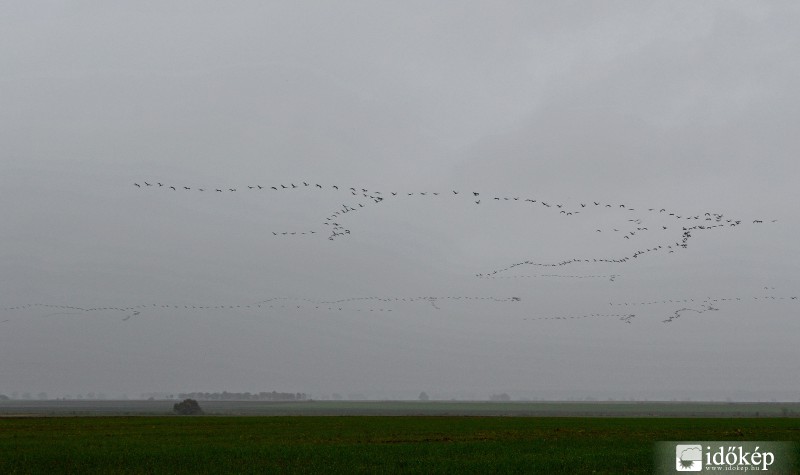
2;415;799;474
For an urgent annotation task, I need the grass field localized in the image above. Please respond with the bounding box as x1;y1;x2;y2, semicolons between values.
2;415;799;474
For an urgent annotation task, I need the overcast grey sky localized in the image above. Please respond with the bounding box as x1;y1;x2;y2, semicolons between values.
1;1;799;401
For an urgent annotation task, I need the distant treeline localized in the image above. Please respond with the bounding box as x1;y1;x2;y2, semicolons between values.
178;391;307;401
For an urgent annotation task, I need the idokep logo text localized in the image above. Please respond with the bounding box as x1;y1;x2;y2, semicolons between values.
656;441;795;474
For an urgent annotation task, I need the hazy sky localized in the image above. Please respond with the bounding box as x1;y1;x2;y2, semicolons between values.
1;1;799;401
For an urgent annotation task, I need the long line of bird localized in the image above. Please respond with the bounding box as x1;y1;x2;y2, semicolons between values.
520;292;798;325
133;180;775;273
662;304;718;323
523;313;636;324
609;293;798;307
476;221;744;277
478;274;618;281
609;292;798;323
2;295;522;321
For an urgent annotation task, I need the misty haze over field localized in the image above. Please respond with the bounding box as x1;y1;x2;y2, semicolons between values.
1;2;799;401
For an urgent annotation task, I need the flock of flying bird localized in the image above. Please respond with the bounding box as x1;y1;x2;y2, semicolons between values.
132;179;776;274
0;179;786;326
5;290;795;324
128;180;789;324
134;180;782;318
2;296;522;322
609;291;798;323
